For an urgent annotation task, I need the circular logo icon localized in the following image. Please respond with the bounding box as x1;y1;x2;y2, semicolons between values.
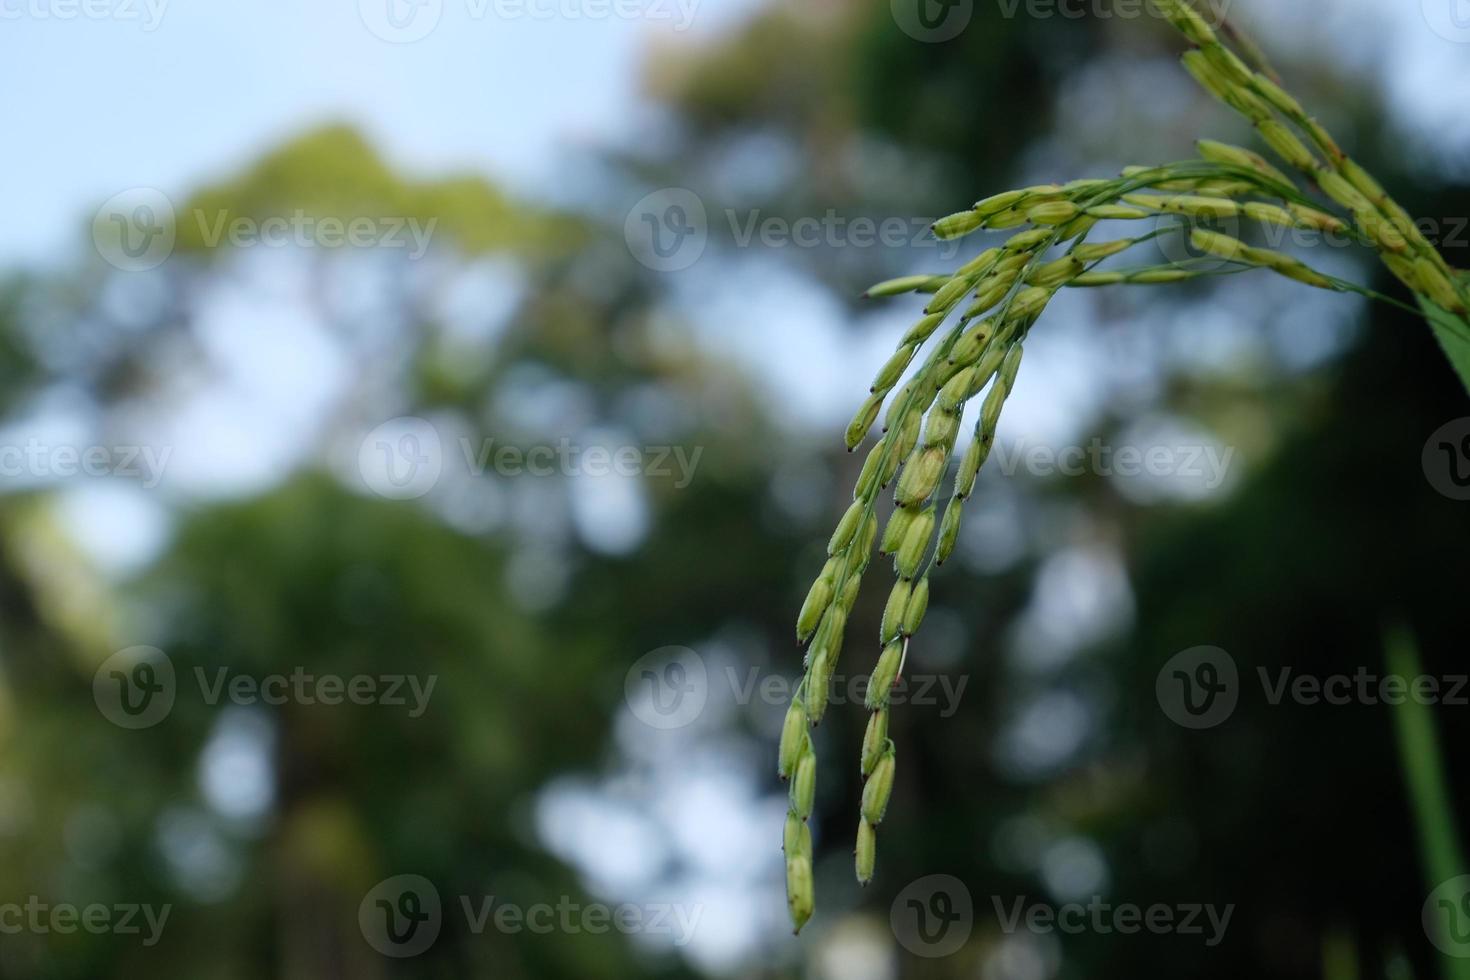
624;189;707;273
1423;418;1470;501
93;188;176;272
1156;646;1238;729
624;646;707;730
1153;210;1244;274
1424;875;1470;957
359;0;443;43
1423;0;1470;43
93;646;176;729
360;874;443;957
358;417;443;500
890;0;972;43
891;874;973;957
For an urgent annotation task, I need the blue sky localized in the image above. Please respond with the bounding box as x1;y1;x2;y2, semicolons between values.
1;0;1466;269
3;2;1468;973
0;0;759;267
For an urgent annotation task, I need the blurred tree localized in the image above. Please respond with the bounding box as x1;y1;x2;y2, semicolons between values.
0;2;1465;979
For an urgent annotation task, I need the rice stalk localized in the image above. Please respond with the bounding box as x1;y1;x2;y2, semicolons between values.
781;1;1470;932
1387;628;1470;980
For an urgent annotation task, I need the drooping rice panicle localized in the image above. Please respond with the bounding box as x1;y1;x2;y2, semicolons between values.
1190;229;1343;291
783;4;1470;929
1150;0;1469;312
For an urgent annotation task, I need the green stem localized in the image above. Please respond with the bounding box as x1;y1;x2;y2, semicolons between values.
1385;627;1470;980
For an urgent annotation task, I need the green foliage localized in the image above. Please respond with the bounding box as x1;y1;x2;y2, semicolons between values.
1389;629;1470;980
172;124;584;260
1420;295;1470;396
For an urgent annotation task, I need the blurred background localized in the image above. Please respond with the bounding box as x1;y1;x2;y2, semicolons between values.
1;0;1469;976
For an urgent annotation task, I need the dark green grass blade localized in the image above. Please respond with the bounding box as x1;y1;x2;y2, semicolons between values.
1387;628;1470;980
1420;297;1470;398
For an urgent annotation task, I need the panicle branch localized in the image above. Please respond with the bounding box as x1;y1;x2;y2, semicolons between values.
781;0;1470;933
